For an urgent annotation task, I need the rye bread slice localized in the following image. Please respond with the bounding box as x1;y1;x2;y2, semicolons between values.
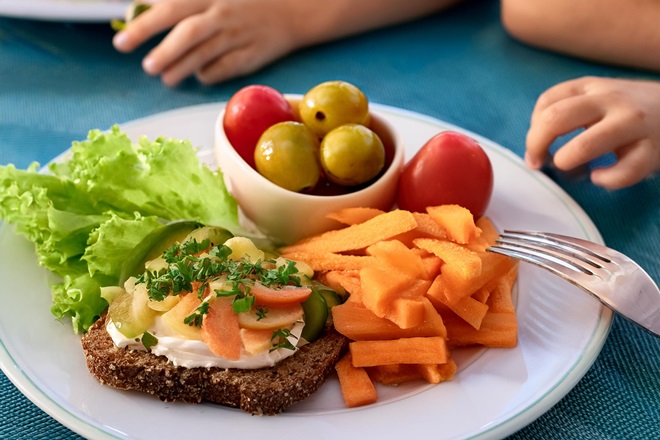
81;314;349;415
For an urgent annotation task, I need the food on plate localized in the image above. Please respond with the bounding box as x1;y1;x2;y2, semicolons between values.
397;131;494;219
254;121;321;192
280;204;518;408
299;80;370;137
223;84;296;169
319;123;385;186
82;224;349;415
0;127;242;333
0;102;515;414
221;81;387;195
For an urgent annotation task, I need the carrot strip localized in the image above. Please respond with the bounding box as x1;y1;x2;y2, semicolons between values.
280;251;378;272
366;239;429;280
427;205;481;244
360;266;428;328
467;216;500;252
280;210;417;254
350;336;448;367
426;279;489;330
335;353;378;408
368;364;422;385
201;297;242;360
326;207;385;225
414;238;482;280
416;356;457;384
316;270;361;296
442;310;517;348
332;298;446;340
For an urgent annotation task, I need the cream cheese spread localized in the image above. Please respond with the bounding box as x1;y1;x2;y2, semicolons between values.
106;316;305;369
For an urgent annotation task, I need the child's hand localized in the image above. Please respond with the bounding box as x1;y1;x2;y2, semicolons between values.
112;0;297;87
525;76;660;189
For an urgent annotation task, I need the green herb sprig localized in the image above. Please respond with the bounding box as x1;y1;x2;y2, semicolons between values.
136;239;304;327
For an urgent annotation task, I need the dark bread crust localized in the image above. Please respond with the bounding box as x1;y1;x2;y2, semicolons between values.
81;314;348;415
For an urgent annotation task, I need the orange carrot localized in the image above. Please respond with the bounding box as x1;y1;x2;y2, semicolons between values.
416;356;457;384
335;353;378;408
280;251;378;272
280;209;417;254
359;266;428;328
442;310;517;348
332;298;446;340
317;270;361;296
427;205;481;244
350;336;448;367
201;297;242;360
368;364;422;385
427;250;516;305
426;278;489;330
326;207;385;225
366;239;430;280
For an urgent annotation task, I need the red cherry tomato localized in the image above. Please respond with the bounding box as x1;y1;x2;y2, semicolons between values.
396;131;493;219
222;85;295;168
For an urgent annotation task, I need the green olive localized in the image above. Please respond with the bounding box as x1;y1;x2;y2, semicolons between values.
319;124;385;186
254;121;321;192
299;81;370;138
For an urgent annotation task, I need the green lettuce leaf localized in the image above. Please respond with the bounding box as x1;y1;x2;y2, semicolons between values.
0;126;242;333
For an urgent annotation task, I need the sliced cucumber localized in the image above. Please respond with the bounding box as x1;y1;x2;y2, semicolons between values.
301;289;328;342
118;220;200;284
314;283;343;308
183;225;233;248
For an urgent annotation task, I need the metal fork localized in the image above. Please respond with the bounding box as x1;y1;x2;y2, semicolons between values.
488;230;660;338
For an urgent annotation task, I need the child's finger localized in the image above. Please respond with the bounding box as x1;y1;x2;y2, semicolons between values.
590;140;658;189
143;11;223;76
553;112;644;170
114;0;208;52
526;95;603;168
160;31;243;86
531;76;593;114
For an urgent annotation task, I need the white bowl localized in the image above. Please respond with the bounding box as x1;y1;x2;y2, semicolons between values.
214;95;405;245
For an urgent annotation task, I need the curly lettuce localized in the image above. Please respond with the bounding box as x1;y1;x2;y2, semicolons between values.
0;126;242;333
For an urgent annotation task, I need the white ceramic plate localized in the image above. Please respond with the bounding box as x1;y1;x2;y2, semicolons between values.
0;103;612;440
0;0;128;22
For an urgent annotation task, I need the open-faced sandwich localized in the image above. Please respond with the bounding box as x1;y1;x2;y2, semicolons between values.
82;222;349;415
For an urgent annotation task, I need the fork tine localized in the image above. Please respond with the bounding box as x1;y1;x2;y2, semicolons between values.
498;230;611;271
488;240;595;277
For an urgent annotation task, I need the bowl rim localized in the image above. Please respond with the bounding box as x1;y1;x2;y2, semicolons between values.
215;94;405;202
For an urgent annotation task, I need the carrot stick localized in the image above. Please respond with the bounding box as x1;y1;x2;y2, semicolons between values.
333;298;446;340
280;251;378;272
335;353;378;408
326;207;385;225
280;209;417;254
427;205;481;244
350;336;448;367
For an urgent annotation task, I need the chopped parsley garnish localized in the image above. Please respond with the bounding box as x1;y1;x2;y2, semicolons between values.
270;328;298;352
141;332;159;351
184;301;209;327
255;306;269;321
136;239;304;327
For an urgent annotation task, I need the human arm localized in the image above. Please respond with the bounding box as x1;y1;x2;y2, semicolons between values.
113;0;462;87
500;0;660;72
525;76;660;190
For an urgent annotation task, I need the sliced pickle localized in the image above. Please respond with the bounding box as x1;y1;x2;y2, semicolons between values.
108;283;157;338
300;289;328;342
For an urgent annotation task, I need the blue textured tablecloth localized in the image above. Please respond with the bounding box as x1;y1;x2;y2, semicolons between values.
1;1;658;439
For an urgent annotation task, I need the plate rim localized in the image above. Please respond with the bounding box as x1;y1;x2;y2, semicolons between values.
0;102;613;440
0;0;128;22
